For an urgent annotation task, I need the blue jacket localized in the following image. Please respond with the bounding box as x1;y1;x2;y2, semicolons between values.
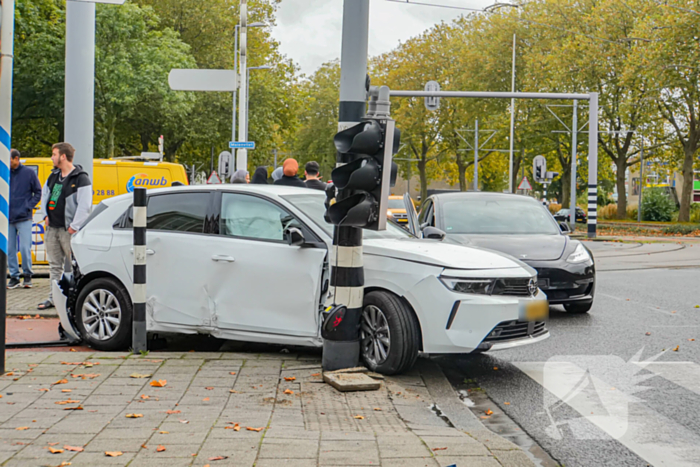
10;163;42;224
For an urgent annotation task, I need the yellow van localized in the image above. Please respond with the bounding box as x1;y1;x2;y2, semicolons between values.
20;158;188;264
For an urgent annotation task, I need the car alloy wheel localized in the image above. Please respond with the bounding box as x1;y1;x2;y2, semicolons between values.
81;289;122;341
361;304;391;366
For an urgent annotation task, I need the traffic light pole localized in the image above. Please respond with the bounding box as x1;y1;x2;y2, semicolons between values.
322;0;370;371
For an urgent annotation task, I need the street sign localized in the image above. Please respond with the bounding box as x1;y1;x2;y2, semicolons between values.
168;69;238;92
229;141;255;149
207;171;222;185
424;81;440;111
518;176;533;191
533;155;547;183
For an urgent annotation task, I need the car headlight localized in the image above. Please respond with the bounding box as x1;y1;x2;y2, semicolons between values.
567;243;592;264
439;277;495;294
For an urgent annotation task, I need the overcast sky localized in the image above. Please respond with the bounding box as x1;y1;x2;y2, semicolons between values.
272;0;494;75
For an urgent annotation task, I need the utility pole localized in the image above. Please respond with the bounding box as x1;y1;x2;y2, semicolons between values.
570;100;578;231
322;0;370;371
236;0;248;171
508;33;516;193
0;0;16;375
638;146;644;223
474;119;479;191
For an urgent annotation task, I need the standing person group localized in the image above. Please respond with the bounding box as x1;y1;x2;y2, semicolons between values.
231;158;327;190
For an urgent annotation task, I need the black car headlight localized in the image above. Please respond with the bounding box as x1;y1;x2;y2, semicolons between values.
566;244;592;264
439;277;495;294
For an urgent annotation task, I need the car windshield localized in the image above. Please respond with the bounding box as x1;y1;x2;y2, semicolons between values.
283;194;413;239
387;199;404;210
556;209;569;215
441;197;560;235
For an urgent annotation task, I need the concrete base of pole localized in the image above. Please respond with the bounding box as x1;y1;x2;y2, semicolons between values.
322;339;360;371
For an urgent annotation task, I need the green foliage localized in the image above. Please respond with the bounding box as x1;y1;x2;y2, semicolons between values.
641;188;676;222
661;224;699;235
690;204;700;224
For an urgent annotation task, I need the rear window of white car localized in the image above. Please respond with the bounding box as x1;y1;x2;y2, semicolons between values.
284;194;412;240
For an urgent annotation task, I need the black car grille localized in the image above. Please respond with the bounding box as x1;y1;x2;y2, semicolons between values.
492;278;535;297
483;320;547;342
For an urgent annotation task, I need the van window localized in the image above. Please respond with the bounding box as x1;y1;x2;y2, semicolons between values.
24;165;39;177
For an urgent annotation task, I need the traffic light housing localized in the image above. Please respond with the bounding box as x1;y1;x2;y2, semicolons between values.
326;119;400;230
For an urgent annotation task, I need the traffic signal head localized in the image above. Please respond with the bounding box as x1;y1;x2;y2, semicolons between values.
326;118;400;230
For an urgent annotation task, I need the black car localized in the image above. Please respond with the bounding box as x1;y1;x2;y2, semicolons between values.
403;192;595;313
554;207;587;224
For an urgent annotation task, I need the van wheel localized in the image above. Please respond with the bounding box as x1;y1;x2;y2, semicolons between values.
75;278;132;351
360;291;420;375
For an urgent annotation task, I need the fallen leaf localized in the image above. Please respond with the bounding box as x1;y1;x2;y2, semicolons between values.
209;456;229;461
15;427;29;431
156;445;166;452
202;397;210;401
645;332;652;336
284;377;296;381
178;419;189;424
55;400;81;405
432;447;447;451
353;415;364;420
229;372;236;375
229;390;238;393
53;379;68;385
689;339;696;342
64;445;84;452
150;380;167;387
105;451;123;457
374;408;382;411
165;410;181;414
125;413;143;418
130;373;152;379
233;424;240;431
205;387;214;390
39;388;49;392
283;389;294;395
70;348;76;352
493;367;499;371
673;345;680;352
140;395;149;400
48;442;60;446
504;402;511;405
159;431;169;434
61;389;72;393
49;447;64;454
485;409;493;415
695;305;699;308
141;444;148;449
58;462;71;467
311;373;320;377
246;427;263;432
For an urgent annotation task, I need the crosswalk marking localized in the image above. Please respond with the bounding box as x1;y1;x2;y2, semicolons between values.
516;362;700;467
633;362;700;397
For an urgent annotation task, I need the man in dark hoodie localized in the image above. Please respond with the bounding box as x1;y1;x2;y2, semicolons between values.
37;142;92;310
7;149;42;289
273;158;306;188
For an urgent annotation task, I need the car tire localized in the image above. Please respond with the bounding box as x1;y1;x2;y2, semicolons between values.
75;277;132;351
564;301;593;314
360;291;420;375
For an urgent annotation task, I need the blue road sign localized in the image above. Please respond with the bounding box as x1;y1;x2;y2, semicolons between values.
229;141;255;150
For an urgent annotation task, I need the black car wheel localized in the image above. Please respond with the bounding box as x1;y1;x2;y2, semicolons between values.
75;277;133;351
564;301;593;313
360;291;420;375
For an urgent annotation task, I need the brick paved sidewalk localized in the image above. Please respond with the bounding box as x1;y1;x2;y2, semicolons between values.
0;351;536;467
6;278;56;317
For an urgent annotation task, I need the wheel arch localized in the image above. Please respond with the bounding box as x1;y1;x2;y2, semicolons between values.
74;271;132;309
364;286;424;352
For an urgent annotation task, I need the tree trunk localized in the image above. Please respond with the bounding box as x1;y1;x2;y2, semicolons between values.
418;159;428;202
140;133;150;153
560;170;570;207
616;158;628;219
678;146;696;222
455;152;467;191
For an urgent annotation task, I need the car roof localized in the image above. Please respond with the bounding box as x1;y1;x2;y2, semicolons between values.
430;191;540;203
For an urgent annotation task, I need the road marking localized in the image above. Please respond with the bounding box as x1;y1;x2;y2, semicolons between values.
597;293;677;316
516;362;700;467
634;362;700;397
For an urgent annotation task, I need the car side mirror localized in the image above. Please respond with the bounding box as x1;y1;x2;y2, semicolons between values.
559;222;571;233
420;222;430;231
285;227;305;247
422;226;446;241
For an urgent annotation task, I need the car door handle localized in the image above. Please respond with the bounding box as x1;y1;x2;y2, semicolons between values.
211;255;235;263
130;248;155;255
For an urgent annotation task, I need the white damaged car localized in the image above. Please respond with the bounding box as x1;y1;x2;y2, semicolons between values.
54;185;549;374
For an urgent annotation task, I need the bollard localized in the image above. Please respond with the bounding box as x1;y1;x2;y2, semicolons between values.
132;187;147;352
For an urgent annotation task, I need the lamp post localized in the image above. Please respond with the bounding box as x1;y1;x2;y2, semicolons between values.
232;20;267;146
245;65;272;142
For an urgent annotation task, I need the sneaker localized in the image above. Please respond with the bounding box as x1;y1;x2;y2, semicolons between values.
23;276;33;288
7;277;20;289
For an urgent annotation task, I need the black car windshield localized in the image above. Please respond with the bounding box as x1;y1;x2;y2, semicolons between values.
441;197;560;235
283;194;412;239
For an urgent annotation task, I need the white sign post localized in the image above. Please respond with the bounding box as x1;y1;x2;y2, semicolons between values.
168;69;238;92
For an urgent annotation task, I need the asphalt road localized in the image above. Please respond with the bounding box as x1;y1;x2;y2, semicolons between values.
437;240;700;467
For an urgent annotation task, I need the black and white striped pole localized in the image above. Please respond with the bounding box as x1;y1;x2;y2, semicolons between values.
132;187;147;352
587;93;599;238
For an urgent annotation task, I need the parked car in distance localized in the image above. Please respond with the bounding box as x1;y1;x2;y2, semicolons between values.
54;186;550;375
554;207;587;224
406;192;595;313
386;195;414;225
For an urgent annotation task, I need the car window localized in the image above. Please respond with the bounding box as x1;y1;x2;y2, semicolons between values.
419;200;433;225
283;193;412;240
220;193;299;242
387;199;404;210
147;193;209;233
441;197;560;235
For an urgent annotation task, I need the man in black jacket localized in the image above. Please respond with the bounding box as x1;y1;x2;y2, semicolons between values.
304;161;326;191
37;143;92;310
274;158;306;188
7;149;42;289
